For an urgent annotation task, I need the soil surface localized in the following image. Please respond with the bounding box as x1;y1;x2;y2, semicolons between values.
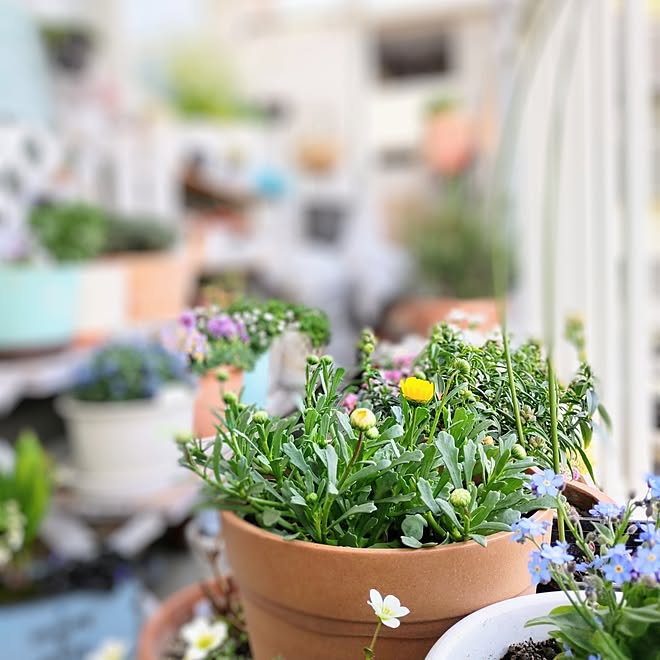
501;638;561;659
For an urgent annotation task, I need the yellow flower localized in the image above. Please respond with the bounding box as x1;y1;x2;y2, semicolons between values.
399;377;434;404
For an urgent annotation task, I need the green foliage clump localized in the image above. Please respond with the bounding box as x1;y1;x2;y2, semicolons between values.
103;216;177;254
0;430;51;563
30;201;107;262
181;358;548;548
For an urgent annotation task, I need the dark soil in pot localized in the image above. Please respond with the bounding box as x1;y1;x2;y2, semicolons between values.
501;638;561;659
0;551;130;604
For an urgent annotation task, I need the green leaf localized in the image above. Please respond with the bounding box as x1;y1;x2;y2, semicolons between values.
262;508;281;526
324;444;338;495
436;498;463;532
468;533;487;547
418;477;440;514
401;536;423;548
402;513;427;540
463;440;477;484
590;630;629;660
335;502;377;525
390;449;424;467
435;432;463;489
380;424;404;441
342;460;391;490
282;442;309;473
621;605;660;624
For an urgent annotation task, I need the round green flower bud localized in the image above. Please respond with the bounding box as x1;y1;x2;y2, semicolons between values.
511;444;527;460
215;369;230;383
175;432;194;445
362;342;375;356
453;357;471;377
237;403;247;412
306;354;320;366
413;370;426;381
365;427;380;440
321;354;334;365
350;407;377;431
306;492;318;504
223;391;238;405
449;488;471;509
530;435;544;449
253;410;269;424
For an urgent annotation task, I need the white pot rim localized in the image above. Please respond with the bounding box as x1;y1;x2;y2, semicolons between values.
425;591;570;660
56;383;195;419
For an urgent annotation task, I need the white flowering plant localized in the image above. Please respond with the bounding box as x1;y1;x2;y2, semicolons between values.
168;299;330;375
513;475;660;660
0;430;50;570
181;356;552;548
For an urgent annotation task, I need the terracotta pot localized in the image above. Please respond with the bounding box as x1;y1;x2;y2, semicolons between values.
383;296;499;340
107;252;193;324
423;112;475;176
138;580;231;660
221;508;553;660
563;478;617;510
193;367;243;438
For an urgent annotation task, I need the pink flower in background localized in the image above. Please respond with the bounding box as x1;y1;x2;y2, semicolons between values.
342;392;359;412
179;310;196;329
382;369;404;385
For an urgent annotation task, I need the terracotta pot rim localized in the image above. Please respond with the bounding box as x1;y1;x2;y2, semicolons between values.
222;508;552;557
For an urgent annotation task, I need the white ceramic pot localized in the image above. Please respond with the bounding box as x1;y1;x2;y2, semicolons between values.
57;385;195;499
425;592;569;660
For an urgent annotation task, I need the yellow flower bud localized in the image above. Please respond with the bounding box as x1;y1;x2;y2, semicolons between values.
482;435;495;446
350;407;377;431
399;377;435;404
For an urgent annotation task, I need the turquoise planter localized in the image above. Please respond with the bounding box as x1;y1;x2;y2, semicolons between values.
0;264;81;352
242;349;271;408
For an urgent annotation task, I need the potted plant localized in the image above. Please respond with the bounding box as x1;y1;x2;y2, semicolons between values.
385;181;512;339
423;98;475;177
169;300;330;438
426;476;660;659
0;200;107;355
56;341;195;499
179;351;554;659
0;431;141;658
101;215;193;326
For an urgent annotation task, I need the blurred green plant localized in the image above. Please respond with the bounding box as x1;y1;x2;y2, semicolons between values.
29;201;107;262
103;215;177;254
406;182;515;299
165;43;262;122
0;430;51;565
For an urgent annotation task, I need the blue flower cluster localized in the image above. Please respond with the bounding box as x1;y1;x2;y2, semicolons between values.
72;340;190;402
529;469;564;497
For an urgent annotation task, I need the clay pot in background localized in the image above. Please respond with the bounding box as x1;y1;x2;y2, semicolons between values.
108;251;193;325
193;367;243;438
381;296;499;341
221;508;553;660
563;477;617;510
423;110;475;176
139;580;233;660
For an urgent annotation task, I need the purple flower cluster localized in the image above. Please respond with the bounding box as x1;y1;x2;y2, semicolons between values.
207;314;249;343
529;470;564;498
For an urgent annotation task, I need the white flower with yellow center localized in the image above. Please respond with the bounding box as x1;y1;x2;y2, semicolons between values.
85;639;127;660
367;589;410;629
182;618;228;660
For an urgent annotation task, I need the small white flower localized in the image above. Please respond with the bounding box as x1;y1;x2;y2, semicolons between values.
367;589;410;629
0;544;11;567
181;617;228;660
85;639;127;660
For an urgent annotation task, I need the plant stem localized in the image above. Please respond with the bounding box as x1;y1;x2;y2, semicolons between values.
503;329;526;446
425;511;447;541
547;357;565;541
364;620;382;659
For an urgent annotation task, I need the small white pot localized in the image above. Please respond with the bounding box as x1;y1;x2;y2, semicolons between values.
57;385;195;499
425;591;570;660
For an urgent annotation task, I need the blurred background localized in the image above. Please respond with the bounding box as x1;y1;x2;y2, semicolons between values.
0;0;659;656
